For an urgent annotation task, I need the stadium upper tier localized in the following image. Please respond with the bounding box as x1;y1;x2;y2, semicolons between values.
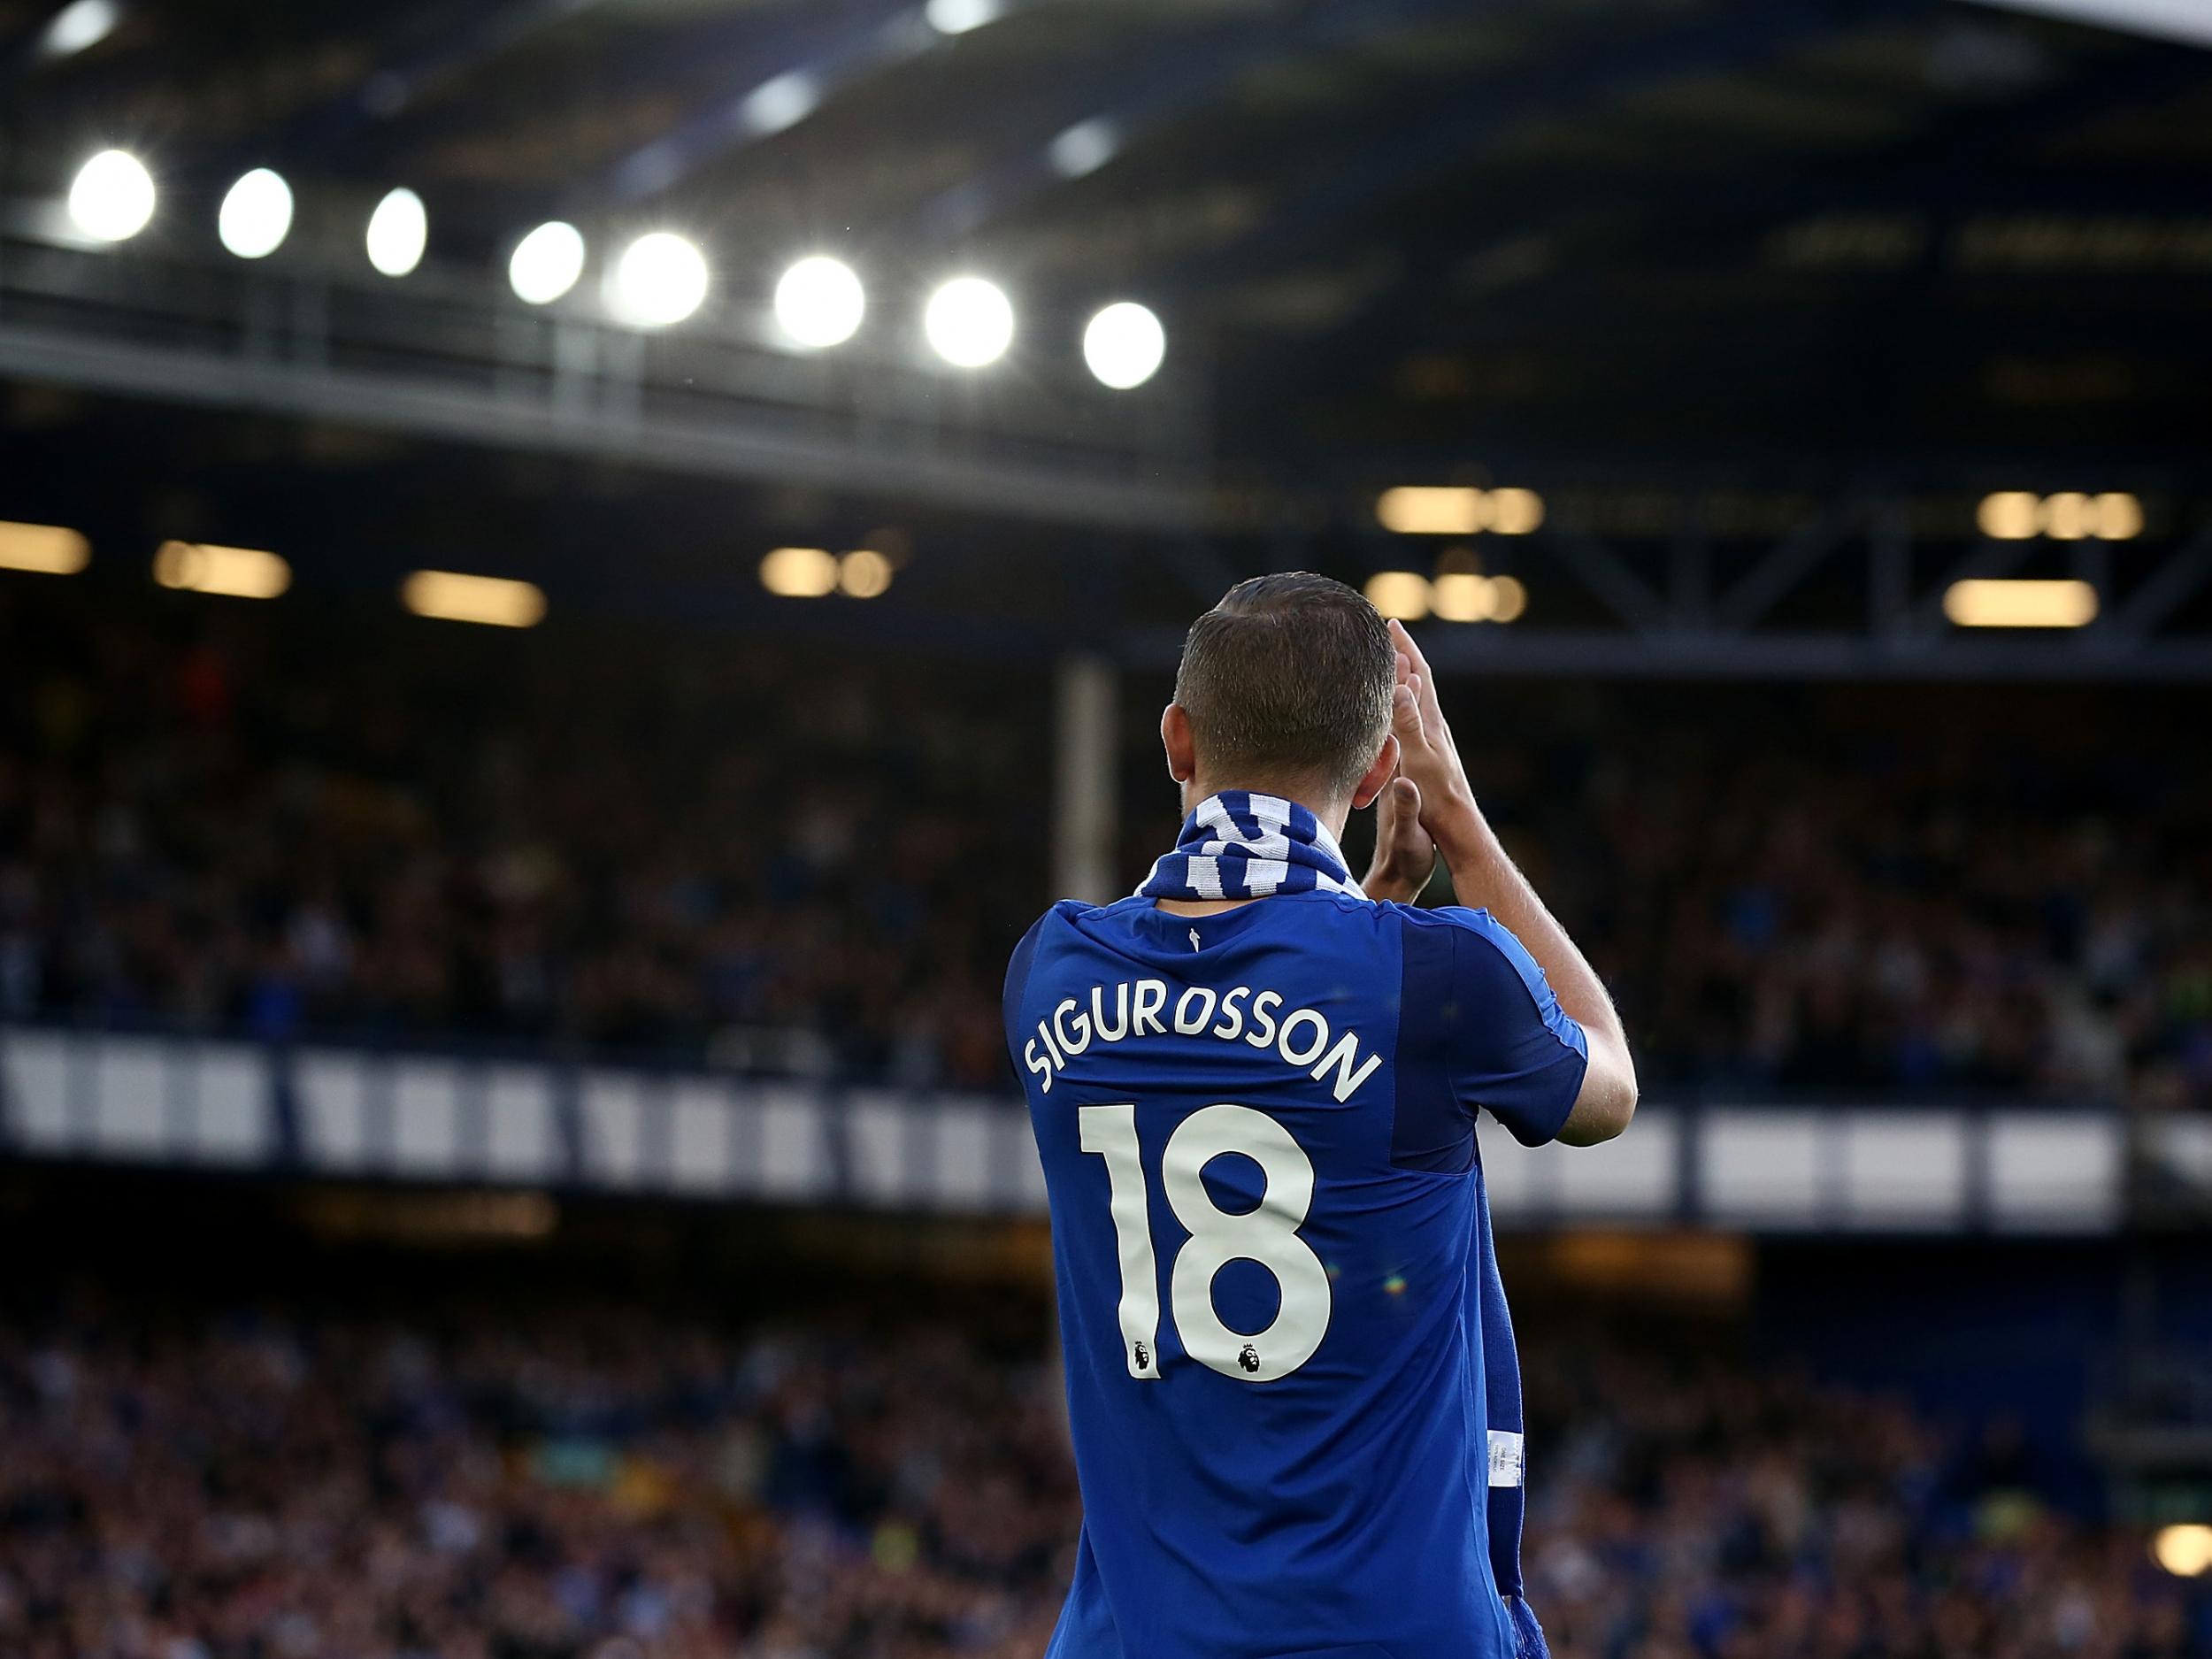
0;585;2206;1112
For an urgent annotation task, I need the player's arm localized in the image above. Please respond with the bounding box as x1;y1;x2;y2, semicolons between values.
1383;619;1638;1148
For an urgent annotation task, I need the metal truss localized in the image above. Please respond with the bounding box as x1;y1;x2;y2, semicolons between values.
1390;502;2212;681
0;233;1209;531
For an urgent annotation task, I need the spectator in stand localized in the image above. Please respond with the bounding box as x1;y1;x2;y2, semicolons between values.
1;1295;2205;1659
2;587;2207;1109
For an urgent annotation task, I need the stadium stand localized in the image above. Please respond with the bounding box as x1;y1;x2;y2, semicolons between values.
4;588;2205;1110
3;1274;2205;1659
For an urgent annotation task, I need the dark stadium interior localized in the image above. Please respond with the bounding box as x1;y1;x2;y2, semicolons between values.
5;0;2212;1656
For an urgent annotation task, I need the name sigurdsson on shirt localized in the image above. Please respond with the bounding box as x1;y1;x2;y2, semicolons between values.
1022;979;1382;1102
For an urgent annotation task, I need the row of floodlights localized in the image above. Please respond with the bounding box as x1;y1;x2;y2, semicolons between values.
1977;491;2141;541
62;150;1167;384
0;522;547;626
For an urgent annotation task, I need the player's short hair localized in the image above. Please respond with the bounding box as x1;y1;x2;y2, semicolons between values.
1173;572;1395;797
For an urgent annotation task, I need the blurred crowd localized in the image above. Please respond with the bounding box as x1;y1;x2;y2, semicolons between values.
1441;683;2212;1110
0;594;1042;1090
0;1299;1078;1659
1522;1339;2208;1659
2;1293;2206;1659
2;588;2208;1107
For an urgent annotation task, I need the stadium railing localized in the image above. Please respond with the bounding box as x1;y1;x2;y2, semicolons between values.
0;1022;2171;1235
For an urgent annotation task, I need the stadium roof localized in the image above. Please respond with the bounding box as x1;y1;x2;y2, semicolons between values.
3;0;2210;669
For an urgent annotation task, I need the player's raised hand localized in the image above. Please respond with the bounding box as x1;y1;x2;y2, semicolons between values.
1362;773;1435;902
1385;618;1476;833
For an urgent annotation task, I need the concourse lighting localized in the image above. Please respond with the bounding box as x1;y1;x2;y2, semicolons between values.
365;187;426;277
774;256;865;349
838;549;893;598
2040;491;2092;541
925;0;1003;34
1376;485;1545;535
760;547;838;597
1977;491;2041;540
1486;488;1545;535
1363;571;1431;621
2093;491;2144;540
401;571;546;628
152;541;290;599
1488;573;1528;622
1378;487;1486;536
509;221;586;304
0;522;91;575
67;149;155;242
2154;1524;2212;1578
1942;578;2098;630
1977;490;2144;541
1430;572;1496;623
1082;301;1165;389
612;232;709;327
41;0;121;58
924;275;1014;368
218;168;292;259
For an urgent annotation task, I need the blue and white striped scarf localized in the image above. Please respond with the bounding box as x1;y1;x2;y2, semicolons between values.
1135;790;1367;901
1136;789;1551;1659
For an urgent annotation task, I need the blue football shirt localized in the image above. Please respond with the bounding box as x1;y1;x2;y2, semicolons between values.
1005;888;1588;1659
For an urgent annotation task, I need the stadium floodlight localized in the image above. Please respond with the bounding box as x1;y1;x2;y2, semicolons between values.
924;276;1014;368
1082;301;1165;389
0;522;91;575
925;0;1002;34
67;150;155;242
612;232;709;327
1487;573;1528;622
1363;571;1431;621
1048;119;1118;180
41;0;121;58
365;187;426;277
1959;0;2212;49
741;71;819;137
774;256;865;349
217;168;292;259
152;541;290;599
402;571;546;628
509;221;586;305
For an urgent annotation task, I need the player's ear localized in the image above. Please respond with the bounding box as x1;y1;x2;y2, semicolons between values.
1349;732;1400;810
1161;703;1197;784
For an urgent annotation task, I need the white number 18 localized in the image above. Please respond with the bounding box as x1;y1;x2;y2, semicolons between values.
1077;1102;1332;1384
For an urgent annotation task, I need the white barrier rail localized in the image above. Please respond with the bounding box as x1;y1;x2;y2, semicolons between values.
0;1025;2132;1233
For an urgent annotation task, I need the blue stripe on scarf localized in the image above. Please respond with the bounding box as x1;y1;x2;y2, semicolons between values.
1135;790;1366;901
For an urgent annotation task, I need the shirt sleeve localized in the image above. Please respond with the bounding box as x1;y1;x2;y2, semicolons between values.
1398;905;1589;1148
